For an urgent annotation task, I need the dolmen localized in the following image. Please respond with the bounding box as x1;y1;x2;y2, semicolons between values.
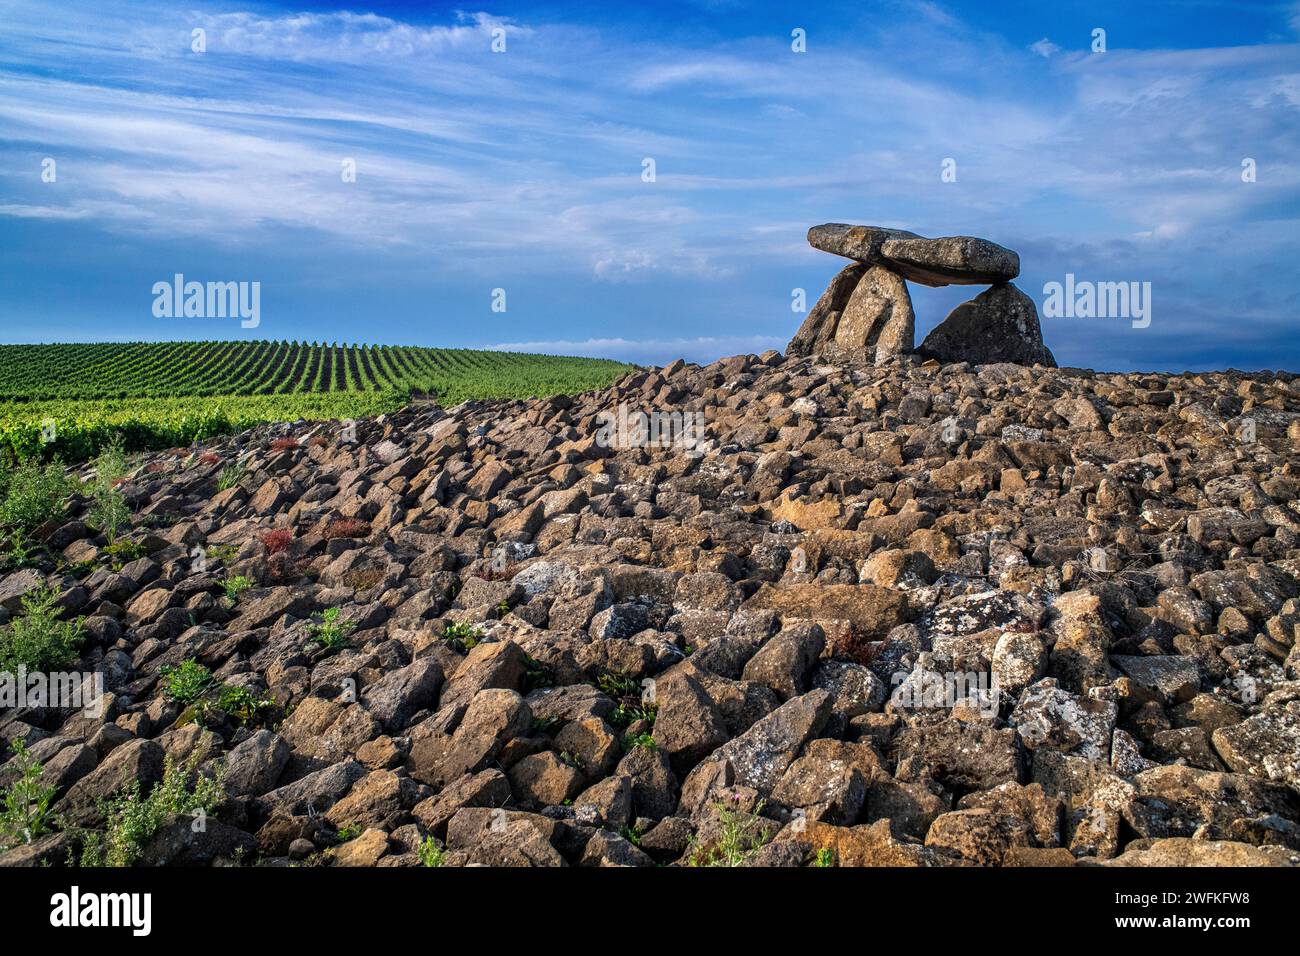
788;223;1056;367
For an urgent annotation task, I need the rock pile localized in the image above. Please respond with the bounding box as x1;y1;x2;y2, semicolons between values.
2;350;1300;868
790;223;1056;368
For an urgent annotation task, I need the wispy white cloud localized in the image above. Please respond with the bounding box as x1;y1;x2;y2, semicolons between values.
195;10;524;61
0;203;88;219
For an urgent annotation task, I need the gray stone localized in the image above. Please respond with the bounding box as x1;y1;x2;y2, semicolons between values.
680;689;832;801
0;569;45;613
833;265;915;362
788;263;915;363
788;262;866;358
741;622;826;701
807;223;921;262
879;235;1020;287
361;658;444;732
224;730;290;797
1010;678;1117;762
138;816;256;866
918;283;1056;367
56;738;165;827
810;659;886;719
1111;655;1201;705
259;759;367;818
806;223;1019;287
651;669;729;775
1211;702;1300;792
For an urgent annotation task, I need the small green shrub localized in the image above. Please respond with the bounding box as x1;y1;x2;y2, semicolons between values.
610;701;657;728
220;574;253;602
688;797;772;868
205;543;240;565
558;750;584;771
78;753;225;867
162;661;276;729
308;607;355;651
440;621;482;653
418;835;446;867
216;460;246;491
101;539;145;570
0;585;84;673
814;847;835;867
600;669;658;728
215;684;276;727
0;738;58;848
88;435;130;543
0;458;71;532
597;671;639;698
160;659;217;705
521;654;553;693
622;731;657;753
90;493;132;546
531;715;560;735
0;529;37;571
91;433;128;483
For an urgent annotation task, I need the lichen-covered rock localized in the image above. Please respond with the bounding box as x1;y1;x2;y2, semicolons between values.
680;689;832;801
1211;702;1300;791
893;717;1023;792
1010;678;1117;762
1105;839;1300;867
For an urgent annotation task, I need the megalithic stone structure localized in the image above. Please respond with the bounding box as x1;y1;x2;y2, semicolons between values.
789;223;1055;367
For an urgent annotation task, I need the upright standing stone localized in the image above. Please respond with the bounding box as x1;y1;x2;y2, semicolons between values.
918;283;1056;367
832;264;915;363
788;262;866;358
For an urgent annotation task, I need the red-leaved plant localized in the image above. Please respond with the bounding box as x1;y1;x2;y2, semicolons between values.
259;528;294;555
834;626;889;668
323;517;370;540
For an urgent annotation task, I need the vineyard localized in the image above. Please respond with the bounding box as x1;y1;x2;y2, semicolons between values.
0;341;632;460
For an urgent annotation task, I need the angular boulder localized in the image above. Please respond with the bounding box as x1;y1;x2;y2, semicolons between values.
879;235;1020;287
788;263;866;358
789;263;914;363
806;223;1019;286
918;283;1056;367
807;223;921;261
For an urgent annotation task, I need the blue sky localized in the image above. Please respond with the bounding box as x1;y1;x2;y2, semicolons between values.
1;0;1297;371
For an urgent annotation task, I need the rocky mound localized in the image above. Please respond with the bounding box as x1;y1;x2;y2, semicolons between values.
3;351;1299;868
790;223;1055;367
